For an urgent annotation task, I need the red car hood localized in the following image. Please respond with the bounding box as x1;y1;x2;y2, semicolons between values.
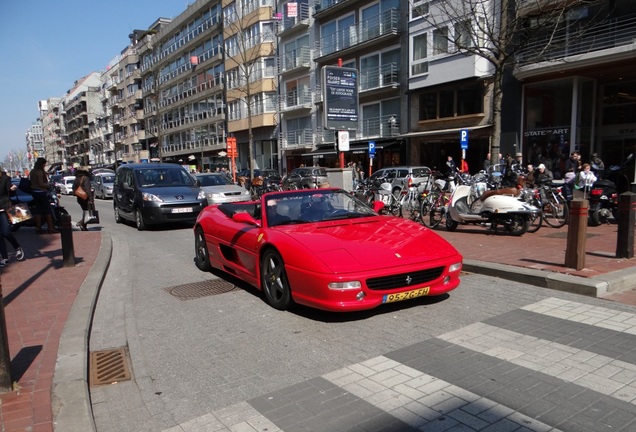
277;217;461;273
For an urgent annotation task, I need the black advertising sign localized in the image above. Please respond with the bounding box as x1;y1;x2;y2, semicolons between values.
322;66;359;131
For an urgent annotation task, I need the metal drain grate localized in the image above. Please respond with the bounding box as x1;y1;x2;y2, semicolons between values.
89;347;132;387
544;232;597;239
165;280;239;301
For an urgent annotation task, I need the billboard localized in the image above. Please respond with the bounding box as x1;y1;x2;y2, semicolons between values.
322;66;359;131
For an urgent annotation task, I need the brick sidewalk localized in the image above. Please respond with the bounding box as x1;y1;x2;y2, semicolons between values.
0;228;101;432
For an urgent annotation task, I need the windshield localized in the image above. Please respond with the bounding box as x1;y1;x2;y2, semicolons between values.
100;175;115;184
197;174;233;186
135;168;195;188
265;190;377;226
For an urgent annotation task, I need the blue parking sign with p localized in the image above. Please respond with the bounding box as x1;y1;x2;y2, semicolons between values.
369;141;376;155
460;129;468;150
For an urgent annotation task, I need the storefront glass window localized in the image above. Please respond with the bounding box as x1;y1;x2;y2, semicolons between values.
523;78;573;175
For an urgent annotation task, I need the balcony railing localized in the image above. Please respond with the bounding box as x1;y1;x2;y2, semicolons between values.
281;46;312;73
360;113;399;138
278;3;311;34
280;89;312;111
316;9;399;58
516;13;636;65
282;129;314;148
360;62;399;92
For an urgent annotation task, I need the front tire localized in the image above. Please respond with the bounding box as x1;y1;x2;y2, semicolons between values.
135;209;146;231
114;205;122;223
194;227;212;271
260;249;292;310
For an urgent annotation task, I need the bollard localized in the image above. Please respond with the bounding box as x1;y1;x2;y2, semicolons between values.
59;214;75;267
0;282;12;392
616;192;635;259
565;199;588;270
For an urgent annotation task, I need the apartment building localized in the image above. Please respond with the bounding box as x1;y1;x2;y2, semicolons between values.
308;0;407;170
25;120;44;168
223;0;279;173
62;72;103;168
106;44;146;164
39;98;63;170
403;0;499;172
276;0;315;171
514;0;636;185
141;1;226;172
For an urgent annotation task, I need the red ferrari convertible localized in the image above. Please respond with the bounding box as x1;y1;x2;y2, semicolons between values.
194;189;462;312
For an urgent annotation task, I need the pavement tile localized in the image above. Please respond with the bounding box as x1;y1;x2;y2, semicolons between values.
1;215;635;431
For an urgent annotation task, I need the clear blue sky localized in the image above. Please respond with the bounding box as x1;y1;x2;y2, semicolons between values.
0;0;188;163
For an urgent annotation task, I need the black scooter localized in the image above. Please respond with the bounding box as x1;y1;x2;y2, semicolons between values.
588;153;633;226
10;184;69;232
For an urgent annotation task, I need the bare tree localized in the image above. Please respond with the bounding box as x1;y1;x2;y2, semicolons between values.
423;0;605;159
223;5;277;181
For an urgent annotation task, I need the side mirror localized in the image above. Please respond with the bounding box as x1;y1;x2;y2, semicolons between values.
373;201;385;213
232;211;261;227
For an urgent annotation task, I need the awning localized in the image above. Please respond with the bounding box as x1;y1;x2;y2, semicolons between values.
401;124;491;139
302;141;398;156
302;148;337;157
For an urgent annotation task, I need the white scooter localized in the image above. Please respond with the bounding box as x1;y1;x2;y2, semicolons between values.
445;181;538;236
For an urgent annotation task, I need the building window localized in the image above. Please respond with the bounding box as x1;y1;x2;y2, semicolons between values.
433;27;448;55
410;1;429;20
418;83;484;121
411;33;428;76
454;20;471;49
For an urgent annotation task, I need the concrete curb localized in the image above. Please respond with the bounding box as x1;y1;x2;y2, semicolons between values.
462;259;636;298
51;232;112;432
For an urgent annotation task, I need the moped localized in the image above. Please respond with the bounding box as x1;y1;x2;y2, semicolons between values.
445;180;538;236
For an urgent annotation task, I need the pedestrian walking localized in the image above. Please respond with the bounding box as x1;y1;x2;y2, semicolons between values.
0;170;25;266
72;169;95;231
29;157;59;234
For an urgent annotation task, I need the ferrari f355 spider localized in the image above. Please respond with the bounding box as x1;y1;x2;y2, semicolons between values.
194;188;462;312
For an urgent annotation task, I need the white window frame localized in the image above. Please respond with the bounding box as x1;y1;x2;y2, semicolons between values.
410;0;429;21
410;32;428;77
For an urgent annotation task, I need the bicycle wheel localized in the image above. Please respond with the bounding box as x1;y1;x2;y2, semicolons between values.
399;195;419;220
387;194;401;216
543;193;568;228
526;209;543;233
420;192;439;228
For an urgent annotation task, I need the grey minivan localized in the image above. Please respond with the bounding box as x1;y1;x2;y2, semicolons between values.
113;163;207;230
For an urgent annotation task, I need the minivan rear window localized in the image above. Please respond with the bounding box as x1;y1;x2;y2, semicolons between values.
135;168;195;187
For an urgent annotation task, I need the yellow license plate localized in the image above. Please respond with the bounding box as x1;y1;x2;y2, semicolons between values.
383;287;430;303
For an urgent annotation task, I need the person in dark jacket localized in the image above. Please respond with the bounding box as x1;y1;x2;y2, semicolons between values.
0;170;25;265
72;169;94;231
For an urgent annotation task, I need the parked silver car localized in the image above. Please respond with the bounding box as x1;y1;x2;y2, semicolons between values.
368;166;432;195
194;173;251;205
92;173;115;199
282;167;330;189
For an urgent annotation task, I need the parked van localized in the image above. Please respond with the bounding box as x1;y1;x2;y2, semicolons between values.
113;163;207;230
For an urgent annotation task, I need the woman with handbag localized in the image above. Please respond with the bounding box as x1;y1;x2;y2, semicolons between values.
29;157;59;234
72;169;94;231
0;170;25;266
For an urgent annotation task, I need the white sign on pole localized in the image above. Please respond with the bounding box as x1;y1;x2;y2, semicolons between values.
338;130;350;151
287;2;297;17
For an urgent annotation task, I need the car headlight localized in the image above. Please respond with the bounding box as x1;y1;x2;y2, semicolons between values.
206;192;223;201
142;192;163;202
198;190;207;200
448;262;462;273
328;281;362;290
